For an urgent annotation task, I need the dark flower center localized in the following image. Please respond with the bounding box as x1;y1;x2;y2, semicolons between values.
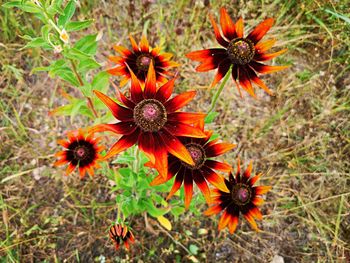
231;183;252;206
67;140;96;167
136;54;153;71
227;38;255;65
133;99;167;132
182;143;206;169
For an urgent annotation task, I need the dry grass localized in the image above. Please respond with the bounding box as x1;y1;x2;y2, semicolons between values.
1;0;349;262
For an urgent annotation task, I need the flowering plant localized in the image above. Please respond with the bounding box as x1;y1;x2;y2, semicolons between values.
4;0;289;255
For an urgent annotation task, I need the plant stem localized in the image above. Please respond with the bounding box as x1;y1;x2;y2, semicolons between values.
207;66;232;113
70;60;98;118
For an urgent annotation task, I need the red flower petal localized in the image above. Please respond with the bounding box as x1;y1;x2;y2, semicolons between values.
209;13;229;47
167;112;206;124
140;35;149;53
128;68;144;103
228;214;239;234
220;8;236;40
93;90;133;121
255;39;276;53
254;48;287;61
250;206;263;220
204;204;222;216
243;210;259;231
245;66;273;95
159;130;194;166
243;161;253;181
138;132;155;164
57;139;70;148
186;49;226;62
155;77;176;102
128;34;139;52
205;142;236;157
65;163;76;175
210;59;231;88
250;61;290;74
252;196;264;206
249;172;262;186
248;18;274;44
153;136;168;179
193;170;211;204
115;88;135;109
235;17;244;38
201;166;229;192
90;122;137;135
113;45;132;57
166;169;184;200
238;67;256;98
103;129;140;160
184;172;193;209
164;122;206;138
150;161;179;186
164;90;196;113
107;66;127;76
218;210;231;230
144;62;156;98
205;160;232;172
254;185;272;195
54;158;67;166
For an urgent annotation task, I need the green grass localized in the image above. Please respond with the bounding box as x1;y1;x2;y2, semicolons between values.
1;0;349;262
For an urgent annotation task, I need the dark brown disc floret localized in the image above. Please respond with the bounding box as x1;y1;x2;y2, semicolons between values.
136;54;154;71
133;99;167;132
231;183;252;206
227;38;255;65
66;140;97;167
182;143;206;170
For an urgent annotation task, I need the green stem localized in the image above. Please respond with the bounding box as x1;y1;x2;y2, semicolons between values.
70;60;98;118
208;66;232;113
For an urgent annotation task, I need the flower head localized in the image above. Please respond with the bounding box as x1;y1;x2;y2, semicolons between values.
204;160;271;234
186;7;289;97
54;129;103;178
150;122;236;209
109;224;135;250
108;35;179;86
92;63;206;179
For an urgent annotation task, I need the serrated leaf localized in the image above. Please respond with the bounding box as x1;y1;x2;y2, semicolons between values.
58;0;75;27
141;199;167;218
66;20;94;32
55;70;80;86
3;1;42;13
157;216;172;231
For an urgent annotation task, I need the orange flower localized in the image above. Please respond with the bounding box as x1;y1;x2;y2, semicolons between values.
91;63;206;179
109;224;135;250
186;7;289;97
54;129;103;178
150;122;235;209
108;34;179;86
204;160;271;234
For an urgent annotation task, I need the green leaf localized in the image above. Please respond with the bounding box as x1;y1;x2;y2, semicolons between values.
66;20;94;32
78;58;100;72
58;0;76;27
189;244;199;255
141;199;167;218
74;34;97;55
204;111;218;124
3;1;42;13
2;1;22;8
55;70;80;86
23;37;52;49
64;47;91;60
79;84;92;97
92;71;109;93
